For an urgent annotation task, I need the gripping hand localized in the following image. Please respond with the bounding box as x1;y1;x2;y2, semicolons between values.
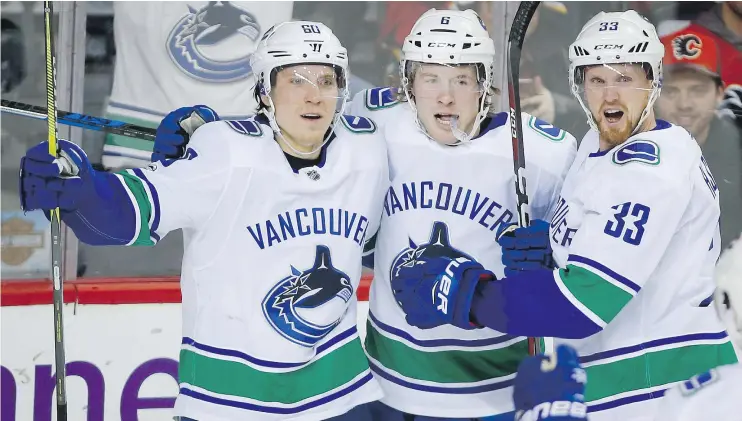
152;105;219;162
391;256;494;330
20;139;97;213
497;219;555;278
514;344;588;421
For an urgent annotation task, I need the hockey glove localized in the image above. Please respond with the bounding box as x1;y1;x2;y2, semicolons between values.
497;219;555;278
514;344;588;421
391;255;494;330
152;105;219;163
20;139;101;213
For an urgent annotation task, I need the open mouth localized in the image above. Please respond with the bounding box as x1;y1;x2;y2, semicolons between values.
301;113;322;121
434;113;458;126
603;109;624;124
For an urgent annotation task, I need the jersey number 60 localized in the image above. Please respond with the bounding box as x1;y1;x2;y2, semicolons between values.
603;202;650;246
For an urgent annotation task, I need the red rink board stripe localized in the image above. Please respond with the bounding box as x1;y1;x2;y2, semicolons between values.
0;274;373;306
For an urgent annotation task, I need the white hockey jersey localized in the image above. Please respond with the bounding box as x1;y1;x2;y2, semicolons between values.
652;363;742;421
548;122;739;421
102;1;292;169
349;88;577;417
114;115;388;420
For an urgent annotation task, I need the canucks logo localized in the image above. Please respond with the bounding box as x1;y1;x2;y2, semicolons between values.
390;222;473;306
262;245;353;347
167;2;261;82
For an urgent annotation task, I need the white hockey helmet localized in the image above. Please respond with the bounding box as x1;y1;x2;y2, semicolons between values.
568;10;664;135
250;21;349;154
714;237;742;350
400;9;496;143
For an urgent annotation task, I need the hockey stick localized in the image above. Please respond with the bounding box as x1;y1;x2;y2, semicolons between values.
1;99;156;141
506;1;551;356
43;2;68;419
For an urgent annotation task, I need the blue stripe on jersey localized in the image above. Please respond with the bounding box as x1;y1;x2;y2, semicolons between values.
132;168;161;241
568;255;641;293
588;389;667;413
368;360;514;394
182;326;358;369
369;312;520;348
179;371;373;414
580;331;729;364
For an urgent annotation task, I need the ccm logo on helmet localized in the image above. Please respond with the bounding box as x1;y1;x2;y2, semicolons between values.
428;42;456;48
594;44;624;50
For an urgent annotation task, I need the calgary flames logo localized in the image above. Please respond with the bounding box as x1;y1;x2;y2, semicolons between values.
672;34;702;61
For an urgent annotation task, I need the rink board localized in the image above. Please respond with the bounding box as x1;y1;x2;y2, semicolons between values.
0;276;372;421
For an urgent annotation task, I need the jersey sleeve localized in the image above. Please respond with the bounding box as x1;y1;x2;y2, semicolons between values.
555;169;692;329
113;122;231;244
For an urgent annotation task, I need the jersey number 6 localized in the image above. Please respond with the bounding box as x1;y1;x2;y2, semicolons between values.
603;202;650;246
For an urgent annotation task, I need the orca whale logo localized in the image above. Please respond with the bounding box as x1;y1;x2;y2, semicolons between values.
389;221;475;307
262;245;353;347
166;2;261;82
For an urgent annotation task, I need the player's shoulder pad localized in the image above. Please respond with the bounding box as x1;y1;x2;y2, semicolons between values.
339;114;377;134
523;113;570;143
224;116;265;137
611;138;660;166
361;87;401;111
610;123;700;174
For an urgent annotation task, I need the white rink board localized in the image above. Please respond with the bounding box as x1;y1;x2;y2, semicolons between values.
1;301;371;421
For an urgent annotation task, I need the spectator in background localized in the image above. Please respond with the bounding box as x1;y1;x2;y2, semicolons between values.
660;2;742;130
657;30;742;250
519;2;588;137
377;2;452;86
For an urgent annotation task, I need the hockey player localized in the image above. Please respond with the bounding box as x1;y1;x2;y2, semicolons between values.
510;236;742;421
348;9;576;420
390;10;739;421
19;21;389;421
150;9;577;420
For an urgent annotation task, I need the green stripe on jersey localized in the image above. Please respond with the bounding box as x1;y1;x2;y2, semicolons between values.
584;340;738;402
364;321;527;384
179;337;370;404
115;170;155;246
559;265;633;325
104;114;157;152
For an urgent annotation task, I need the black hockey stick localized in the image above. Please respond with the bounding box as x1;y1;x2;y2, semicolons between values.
43;2;68;420
1;99;156;141
506;1;548;357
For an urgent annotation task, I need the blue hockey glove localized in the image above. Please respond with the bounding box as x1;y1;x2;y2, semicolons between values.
497;219;555;278
391;255;494;330
20;139;100;213
152;105;219;163
514;344;588;421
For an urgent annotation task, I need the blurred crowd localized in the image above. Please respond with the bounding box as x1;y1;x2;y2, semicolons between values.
1;1;741;279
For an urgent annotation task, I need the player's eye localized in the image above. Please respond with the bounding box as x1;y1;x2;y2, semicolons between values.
618;75;632;84
589;77;604;85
